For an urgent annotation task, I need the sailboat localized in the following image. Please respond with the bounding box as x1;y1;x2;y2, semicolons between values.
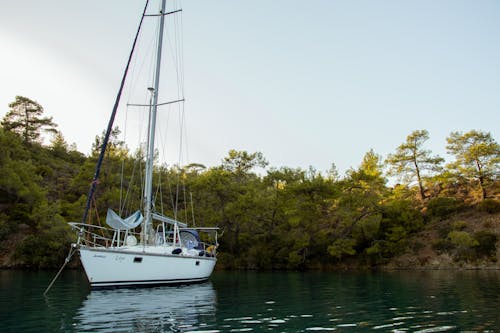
66;0;218;289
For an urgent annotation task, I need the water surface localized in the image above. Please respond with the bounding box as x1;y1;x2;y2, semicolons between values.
1;270;499;332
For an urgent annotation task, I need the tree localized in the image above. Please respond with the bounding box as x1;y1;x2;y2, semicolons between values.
446;130;500;200
50;132;69;157
386;130;443;201
189;151;269;268
2;96;57;143
328;150;386;260
91;126;126;158
281;169;337;268
222;150;268;176
0;128;45;239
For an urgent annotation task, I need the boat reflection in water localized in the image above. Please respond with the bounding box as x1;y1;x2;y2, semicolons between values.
73;282;217;333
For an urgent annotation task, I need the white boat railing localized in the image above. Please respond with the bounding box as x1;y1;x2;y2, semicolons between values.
68;222;219;256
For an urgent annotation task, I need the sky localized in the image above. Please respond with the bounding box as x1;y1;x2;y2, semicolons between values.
1;0;499;175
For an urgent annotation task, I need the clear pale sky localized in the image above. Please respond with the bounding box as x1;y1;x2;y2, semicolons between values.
1;0;499;175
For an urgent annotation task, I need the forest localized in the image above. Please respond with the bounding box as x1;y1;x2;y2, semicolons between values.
0;96;499;269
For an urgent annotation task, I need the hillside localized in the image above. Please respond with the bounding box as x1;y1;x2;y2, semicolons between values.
386;209;500;270
1;209;499;270
0;96;499;270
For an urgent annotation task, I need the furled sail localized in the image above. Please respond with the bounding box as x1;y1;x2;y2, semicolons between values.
106;209;143;230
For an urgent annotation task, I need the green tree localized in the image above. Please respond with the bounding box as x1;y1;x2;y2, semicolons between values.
0;128;44;239
2;96;57;143
70;126;134;224
262;167;310;269
328;150;386;260
222;149;268;176
50;132;70;157
190;150;269;268
387;130;443;201
282;169;337;268
446;130;500;200
447;230;478;261
14;201;73;268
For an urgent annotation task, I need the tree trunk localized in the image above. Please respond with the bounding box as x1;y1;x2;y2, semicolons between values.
24;108;29;142
414;160;426;201
478;175;486;200
475;159;486;200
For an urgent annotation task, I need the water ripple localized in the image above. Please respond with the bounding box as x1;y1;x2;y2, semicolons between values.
73;282;217;332
2;270;500;332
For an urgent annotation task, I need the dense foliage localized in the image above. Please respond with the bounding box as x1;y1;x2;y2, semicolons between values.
0;97;499;269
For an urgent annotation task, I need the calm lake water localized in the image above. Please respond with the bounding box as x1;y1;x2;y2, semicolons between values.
1;270;499;332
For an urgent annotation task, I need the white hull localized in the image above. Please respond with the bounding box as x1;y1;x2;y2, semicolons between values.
79;245;216;288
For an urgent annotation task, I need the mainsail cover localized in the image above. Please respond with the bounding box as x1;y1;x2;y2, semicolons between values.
106;209;143;230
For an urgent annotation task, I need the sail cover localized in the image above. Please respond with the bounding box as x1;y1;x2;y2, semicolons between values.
106;209;143;230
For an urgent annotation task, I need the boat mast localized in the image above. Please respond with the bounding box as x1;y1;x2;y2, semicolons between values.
143;0;167;241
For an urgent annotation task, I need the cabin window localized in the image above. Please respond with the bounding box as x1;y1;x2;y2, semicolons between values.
134;257;143;263
196;261;200;266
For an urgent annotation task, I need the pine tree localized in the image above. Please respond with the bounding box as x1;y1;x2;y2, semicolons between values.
446;130;500;200
2;96;57;143
386;130;443;201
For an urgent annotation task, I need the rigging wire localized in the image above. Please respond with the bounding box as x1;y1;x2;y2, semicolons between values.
114;0;190;224
81;0;150;225
190;192;196;227
180;7;194;226
158;166;165;216
119;106;128;216
119;3;159;216
120;3;161;217
154;103;172;211
120;152;139;216
173;3;188;222
153;2;185;220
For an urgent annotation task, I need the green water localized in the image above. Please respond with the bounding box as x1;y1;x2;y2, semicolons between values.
1;270;499;332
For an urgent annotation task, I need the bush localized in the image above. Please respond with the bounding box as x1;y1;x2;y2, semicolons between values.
0;213;13;241
434;230;498;261
382;200;424;233
327;238;356;259
448;231;478;261
432;238;454;254
437;224;452;238
410;240;425;252
427;197;463;219
13;211;73;268
15;233;69;268
474;231;498;257
448;231;478;248
451;220;467;231
477;199;500;214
